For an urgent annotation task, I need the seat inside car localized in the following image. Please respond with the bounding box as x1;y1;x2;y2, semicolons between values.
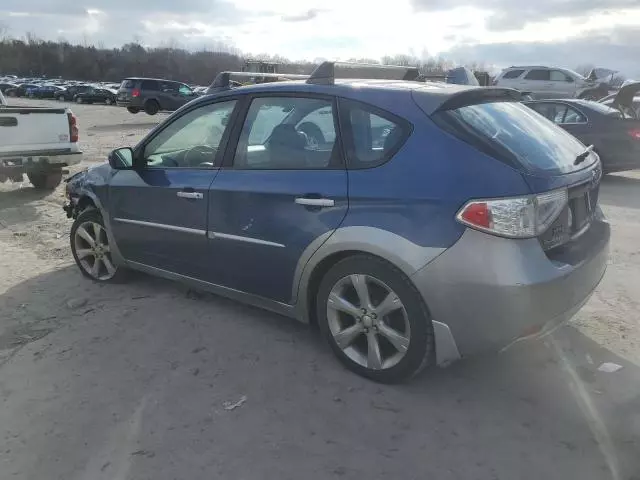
268;124;308;168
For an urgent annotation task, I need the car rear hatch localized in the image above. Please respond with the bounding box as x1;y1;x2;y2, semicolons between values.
117;79;136;103
414;87;603;252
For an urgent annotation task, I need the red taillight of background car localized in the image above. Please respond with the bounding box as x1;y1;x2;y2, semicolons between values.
67;112;78;143
131;88;141;98
628;128;640;139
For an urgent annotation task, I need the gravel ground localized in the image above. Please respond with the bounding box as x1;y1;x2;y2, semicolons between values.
0;99;639;480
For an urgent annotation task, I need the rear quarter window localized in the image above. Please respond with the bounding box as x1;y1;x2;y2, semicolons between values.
120;79;135;89
432;101;595;175
340;99;411;169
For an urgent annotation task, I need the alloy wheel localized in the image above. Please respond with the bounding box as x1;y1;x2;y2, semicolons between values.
73;221;117;281
326;274;410;370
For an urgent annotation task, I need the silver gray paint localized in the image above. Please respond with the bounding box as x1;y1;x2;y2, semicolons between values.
411;221;610;356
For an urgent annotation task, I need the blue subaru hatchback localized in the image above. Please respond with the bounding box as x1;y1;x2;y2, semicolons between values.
64;62;609;383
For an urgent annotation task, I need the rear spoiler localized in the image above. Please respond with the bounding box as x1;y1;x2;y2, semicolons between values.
415;87;523;116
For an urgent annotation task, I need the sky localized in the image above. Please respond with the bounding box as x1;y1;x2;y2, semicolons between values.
2;0;640;76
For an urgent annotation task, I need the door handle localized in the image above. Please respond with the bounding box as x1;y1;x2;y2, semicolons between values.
295;197;334;207
176;191;203;199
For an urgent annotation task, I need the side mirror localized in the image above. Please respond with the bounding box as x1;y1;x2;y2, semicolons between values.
108;147;134;169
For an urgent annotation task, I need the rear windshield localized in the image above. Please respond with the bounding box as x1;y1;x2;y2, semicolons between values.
120;79;135;89
432;101;596;175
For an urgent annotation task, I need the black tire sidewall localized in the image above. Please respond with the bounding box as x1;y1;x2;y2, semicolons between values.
316;255;434;383
27;170;62;190
145;101;159;115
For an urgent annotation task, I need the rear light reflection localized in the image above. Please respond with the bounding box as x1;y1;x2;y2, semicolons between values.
628;129;640;140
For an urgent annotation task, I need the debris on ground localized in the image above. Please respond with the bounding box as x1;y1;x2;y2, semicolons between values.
597;362;623;373
223;395;247;411
66;298;88;309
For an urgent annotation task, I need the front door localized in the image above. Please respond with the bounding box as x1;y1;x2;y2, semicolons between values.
109;99;238;278
206;94;348;303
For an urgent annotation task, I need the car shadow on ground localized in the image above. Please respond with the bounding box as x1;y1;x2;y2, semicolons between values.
600;173;640;210
0;183;59;227
0;264;638;480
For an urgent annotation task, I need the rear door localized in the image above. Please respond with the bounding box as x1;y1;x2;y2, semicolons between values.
205;94;348;303
522;69;552;98
550;70;576;98
108;98;238;278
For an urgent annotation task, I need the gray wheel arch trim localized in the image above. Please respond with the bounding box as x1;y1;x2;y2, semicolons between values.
292;226;447;321
75;189;125;266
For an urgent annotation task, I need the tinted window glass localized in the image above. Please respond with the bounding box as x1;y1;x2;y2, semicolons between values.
143;100;236;168
524;69;550;81
502;69;524;79
562;106;587;123
234;97;338;169
550;70;572;82
121;79;135;89
433;101;594;174
141;80;159;91
342;100;409;169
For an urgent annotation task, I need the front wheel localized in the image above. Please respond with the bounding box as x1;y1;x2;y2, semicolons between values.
316;255;435;383
27;170;62;190
70;208;124;282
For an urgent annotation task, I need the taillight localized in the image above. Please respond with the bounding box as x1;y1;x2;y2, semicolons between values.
456;189;568;238
628;128;640;139
67;112;78;143
131;88;140;98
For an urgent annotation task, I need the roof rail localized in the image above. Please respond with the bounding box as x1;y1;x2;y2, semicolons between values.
206;71;309;93
307;61;420;85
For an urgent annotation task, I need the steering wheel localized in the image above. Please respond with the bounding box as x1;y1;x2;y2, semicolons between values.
184;145;216;167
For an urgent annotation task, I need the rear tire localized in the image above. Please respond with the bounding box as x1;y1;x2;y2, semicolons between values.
144;100;160;116
105;98;112;105
316;255;435;383
127;107;140;114
27;170;62;190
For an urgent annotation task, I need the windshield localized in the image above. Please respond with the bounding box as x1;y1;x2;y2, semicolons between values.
433;101;595;174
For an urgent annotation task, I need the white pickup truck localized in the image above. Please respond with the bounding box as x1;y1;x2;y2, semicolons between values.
0;90;82;190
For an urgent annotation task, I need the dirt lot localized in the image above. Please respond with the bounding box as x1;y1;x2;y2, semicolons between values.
1;99;639;480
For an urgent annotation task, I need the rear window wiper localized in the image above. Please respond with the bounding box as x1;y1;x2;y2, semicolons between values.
574;145;594;165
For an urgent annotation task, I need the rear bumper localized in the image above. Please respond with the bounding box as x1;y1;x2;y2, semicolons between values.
0;150;82;169
411;215;610;358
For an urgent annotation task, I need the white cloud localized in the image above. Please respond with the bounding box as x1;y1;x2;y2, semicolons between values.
1;0;638;75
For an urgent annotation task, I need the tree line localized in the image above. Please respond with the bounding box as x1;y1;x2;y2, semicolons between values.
0;34;469;86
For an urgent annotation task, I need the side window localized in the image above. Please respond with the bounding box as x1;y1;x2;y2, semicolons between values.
160;81;178;93
550;70;572;82
561;106;586;124
524;69;551;81
179;84;193;96
502;69;524;79
341;99;410;169
529;103;567;123
233;96;338;169
141;80;159;91
142;100;236;169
